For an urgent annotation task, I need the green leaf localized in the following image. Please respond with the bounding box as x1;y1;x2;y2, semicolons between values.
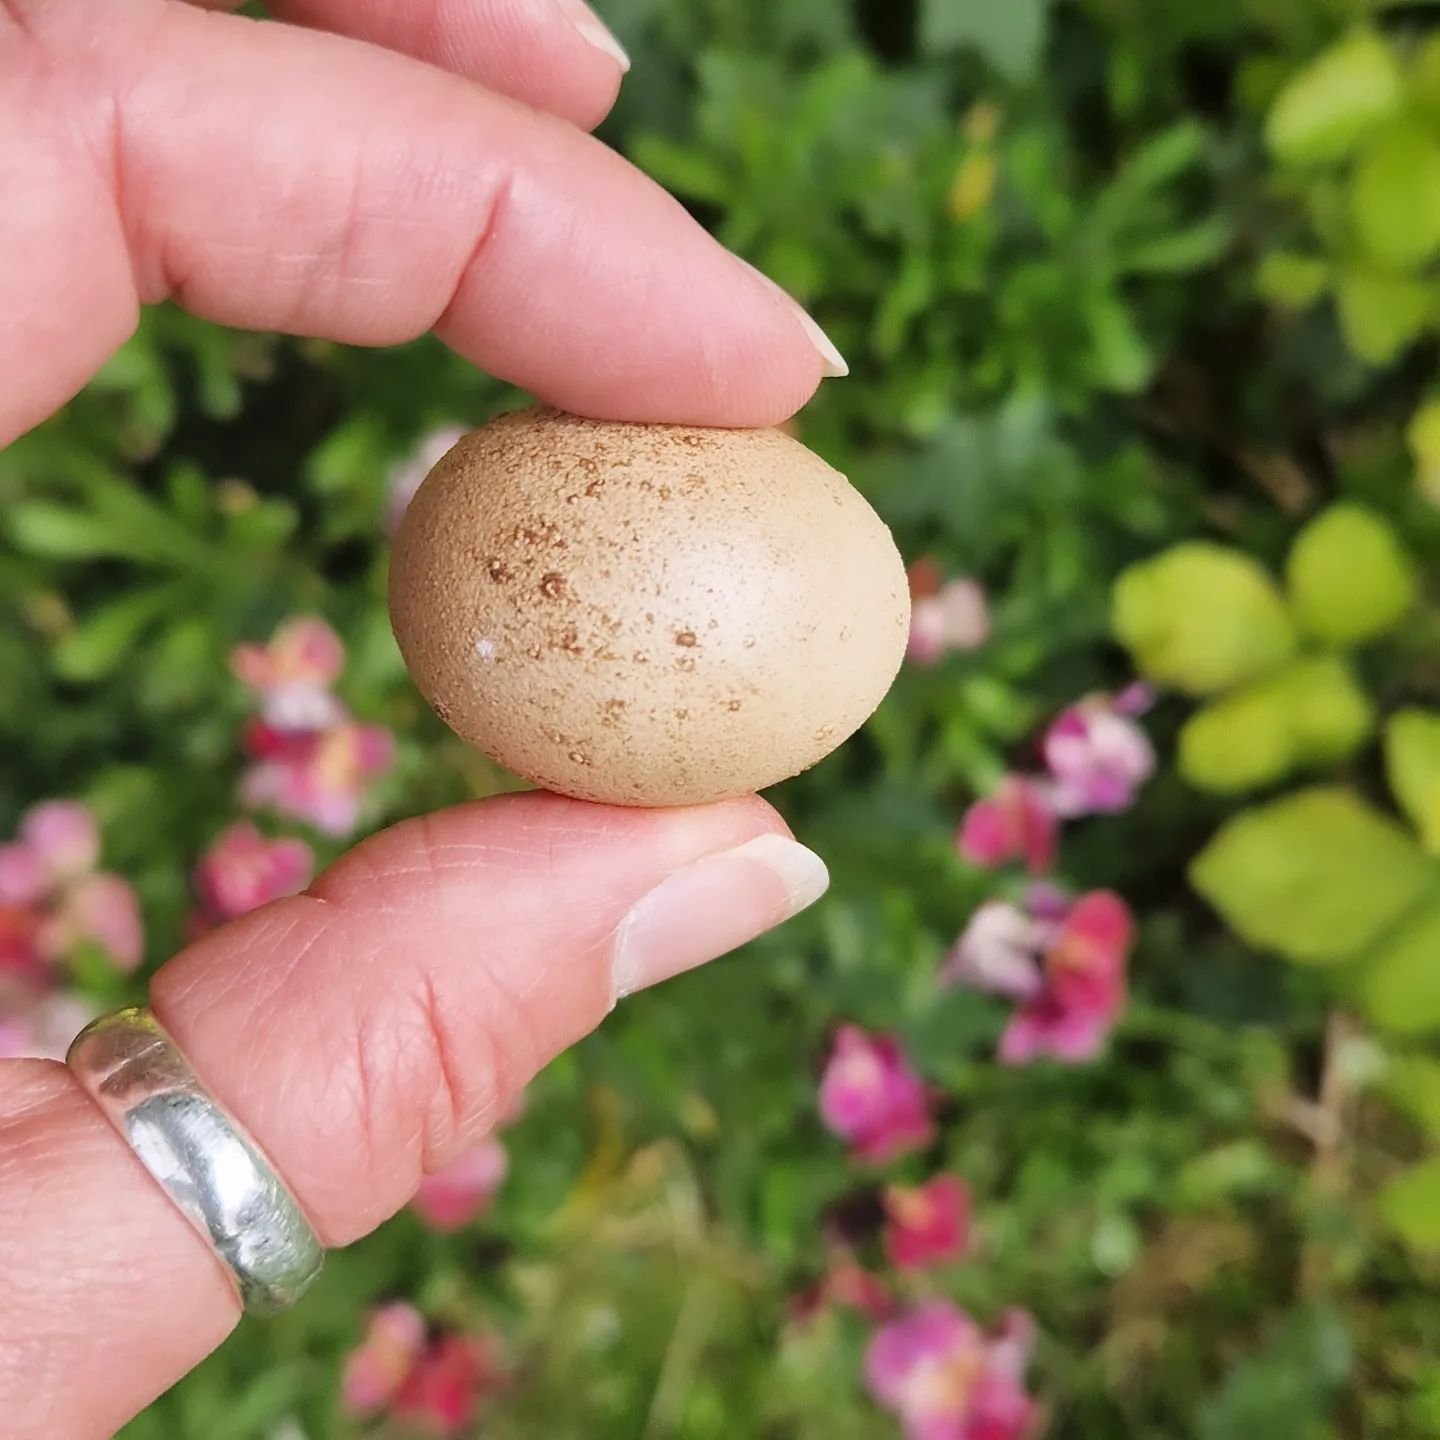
919;0;1053;82
53;586;181;683
7;503;134;560
1387;710;1440;855
1351;122;1440;270
1336;267;1431;364
1379;1157;1440;1252
630;135;733;204
1191;788;1437;964
1199;1305;1350;1440
1117;216;1232;276
1383;1054;1440;1134
1361;896;1440;1033
1084;289;1154;393
1266;29;1403;166
1286;503;1418;645
1112;542;1297;696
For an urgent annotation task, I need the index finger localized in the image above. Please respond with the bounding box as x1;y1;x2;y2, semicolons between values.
3;0;845;445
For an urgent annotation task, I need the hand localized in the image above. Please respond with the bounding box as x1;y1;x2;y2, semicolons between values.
0;3;841;1435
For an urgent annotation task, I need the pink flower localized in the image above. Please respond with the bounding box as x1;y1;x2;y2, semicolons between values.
388;424;468;535
0;845;47;906
999;891;1133;1066
342;1303;427;1416
883;1176;972;1272
908;561;991;666
193;822;313;927
0;991;98;1062
945;890;1134;1066
819;1025;935;1164
791;1255;895;1326
940;901;1050;998
393;1334;501;1434
18;802;100;885
1043;690;1155;818
0;902;46;990
343;1304;502;1436
232;619;395;836
240;719;395;836
412;1136;509;1232
957;778;1058;875
865;1302;1039;1440
232;616;345;721
0;801;143;976
42;873;144;972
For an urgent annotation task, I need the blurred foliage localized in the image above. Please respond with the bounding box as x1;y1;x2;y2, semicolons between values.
3;0;1440;1437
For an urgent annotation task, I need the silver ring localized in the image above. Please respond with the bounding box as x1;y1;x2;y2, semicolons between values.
67;1006;324;1315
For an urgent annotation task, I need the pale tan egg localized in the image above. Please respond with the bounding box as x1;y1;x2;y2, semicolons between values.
388;408;910;807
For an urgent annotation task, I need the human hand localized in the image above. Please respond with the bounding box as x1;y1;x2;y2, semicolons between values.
1;3;843;1434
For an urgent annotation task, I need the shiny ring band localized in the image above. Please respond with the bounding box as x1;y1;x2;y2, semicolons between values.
67;1006;324;1315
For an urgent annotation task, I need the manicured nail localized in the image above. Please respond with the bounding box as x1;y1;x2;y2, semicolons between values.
555;0;631;71
733;257;850;378
612;834;830;998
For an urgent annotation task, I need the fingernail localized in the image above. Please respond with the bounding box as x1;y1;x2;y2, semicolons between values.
612;834;830;998
733;257;850;378
555;0;631;72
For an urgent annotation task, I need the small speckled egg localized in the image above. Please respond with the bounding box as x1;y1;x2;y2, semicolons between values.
388;408;910;807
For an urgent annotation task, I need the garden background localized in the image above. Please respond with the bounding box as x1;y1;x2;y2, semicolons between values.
4;0;1440;1435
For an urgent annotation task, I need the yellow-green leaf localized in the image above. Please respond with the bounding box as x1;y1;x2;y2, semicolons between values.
1386;709;1440;855
1266;30;1402;167
1180;686;1295;794
1384;1055;1440;1135
1379;1157;1440;1253
1113;543;1296;697
1351;123;1440;270
1191;788;1436;964
1287;503;1418;645
1336;268;1432;365
1363;895;1440;1034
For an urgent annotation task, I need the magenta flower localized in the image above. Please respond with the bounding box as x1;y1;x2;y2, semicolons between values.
190;821;314;934
233;618;395;837
945;890;1133;1066
0;801;143;976
1043;688;1155;818
387;424;468;535
865;1302;1039;1440
411;1136;509;1232
957;778;1058;875
342;1303;501;1435
908;560;991;666
999;891;1133;1066
819;1025;936;1164
883;1175;972;1272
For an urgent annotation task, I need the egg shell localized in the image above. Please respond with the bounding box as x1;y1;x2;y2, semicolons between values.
388;408;910;807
